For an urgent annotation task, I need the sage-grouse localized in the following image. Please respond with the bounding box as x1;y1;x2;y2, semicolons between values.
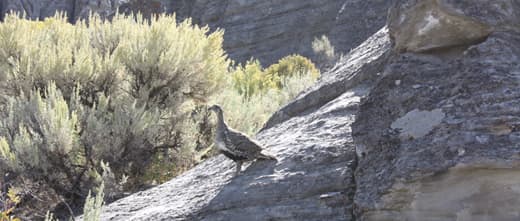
209;105;276;174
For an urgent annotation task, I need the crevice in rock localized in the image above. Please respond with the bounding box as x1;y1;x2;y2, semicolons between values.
349;154;359;221
415;35;490;59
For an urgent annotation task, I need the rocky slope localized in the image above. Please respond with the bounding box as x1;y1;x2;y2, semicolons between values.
0;0;391;65
90;0;520;220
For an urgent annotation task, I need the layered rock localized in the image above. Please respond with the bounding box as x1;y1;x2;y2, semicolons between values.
353;1;520;220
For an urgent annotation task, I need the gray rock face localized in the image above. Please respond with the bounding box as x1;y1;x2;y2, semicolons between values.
72;0;119;21
0;0;73;21
354;33;520;220
94;27;391;221
0;0;121;22
353;1;520;220
172;0;392;65
0;0;392;65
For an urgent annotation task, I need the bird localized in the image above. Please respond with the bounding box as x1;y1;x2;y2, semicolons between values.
208;104;277;174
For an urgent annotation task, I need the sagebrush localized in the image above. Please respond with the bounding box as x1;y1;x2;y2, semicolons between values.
0;13;228;219
312;35;337;70
0;12;321;220
232;55;318;100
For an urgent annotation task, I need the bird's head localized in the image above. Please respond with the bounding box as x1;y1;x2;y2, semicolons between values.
208;104;223;114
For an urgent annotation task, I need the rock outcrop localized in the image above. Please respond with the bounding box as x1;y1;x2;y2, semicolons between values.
67;0;520;220
0;0;392;65
353;0;520;220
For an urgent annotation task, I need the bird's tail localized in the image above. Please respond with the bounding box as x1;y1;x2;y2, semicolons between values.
257;152;277;161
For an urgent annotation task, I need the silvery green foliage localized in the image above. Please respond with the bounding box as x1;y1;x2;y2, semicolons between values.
82;182;105;221
0;12;230;218
312;35;337;70
0;83;79;175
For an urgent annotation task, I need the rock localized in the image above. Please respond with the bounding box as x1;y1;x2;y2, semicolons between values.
353;1;520;220
117;0;165;20
388;0;520;52
172;0;392;65
390;108;445;139
1;0;73;21
91;27;391;221
72;0;119;21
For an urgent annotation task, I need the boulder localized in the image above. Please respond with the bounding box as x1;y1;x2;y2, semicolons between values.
388;0;520;52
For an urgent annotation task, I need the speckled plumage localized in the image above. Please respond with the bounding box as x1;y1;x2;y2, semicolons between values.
209;105;276;174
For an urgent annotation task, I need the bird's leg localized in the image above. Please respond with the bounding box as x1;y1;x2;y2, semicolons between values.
235;161;243;175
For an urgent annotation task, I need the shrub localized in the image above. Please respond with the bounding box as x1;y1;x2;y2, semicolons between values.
265;54;320;84
232;55;318;100
0;12;229;219
44;182;105;221
43;212;56;221
81;182;104;221
0;184;21;221
231;59;277;100
312;35;337;70
214;75;316;136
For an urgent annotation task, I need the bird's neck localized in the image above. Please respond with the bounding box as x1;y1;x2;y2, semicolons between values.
216;111;227;132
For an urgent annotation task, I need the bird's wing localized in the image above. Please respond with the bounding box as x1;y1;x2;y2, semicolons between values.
223;128;263;159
